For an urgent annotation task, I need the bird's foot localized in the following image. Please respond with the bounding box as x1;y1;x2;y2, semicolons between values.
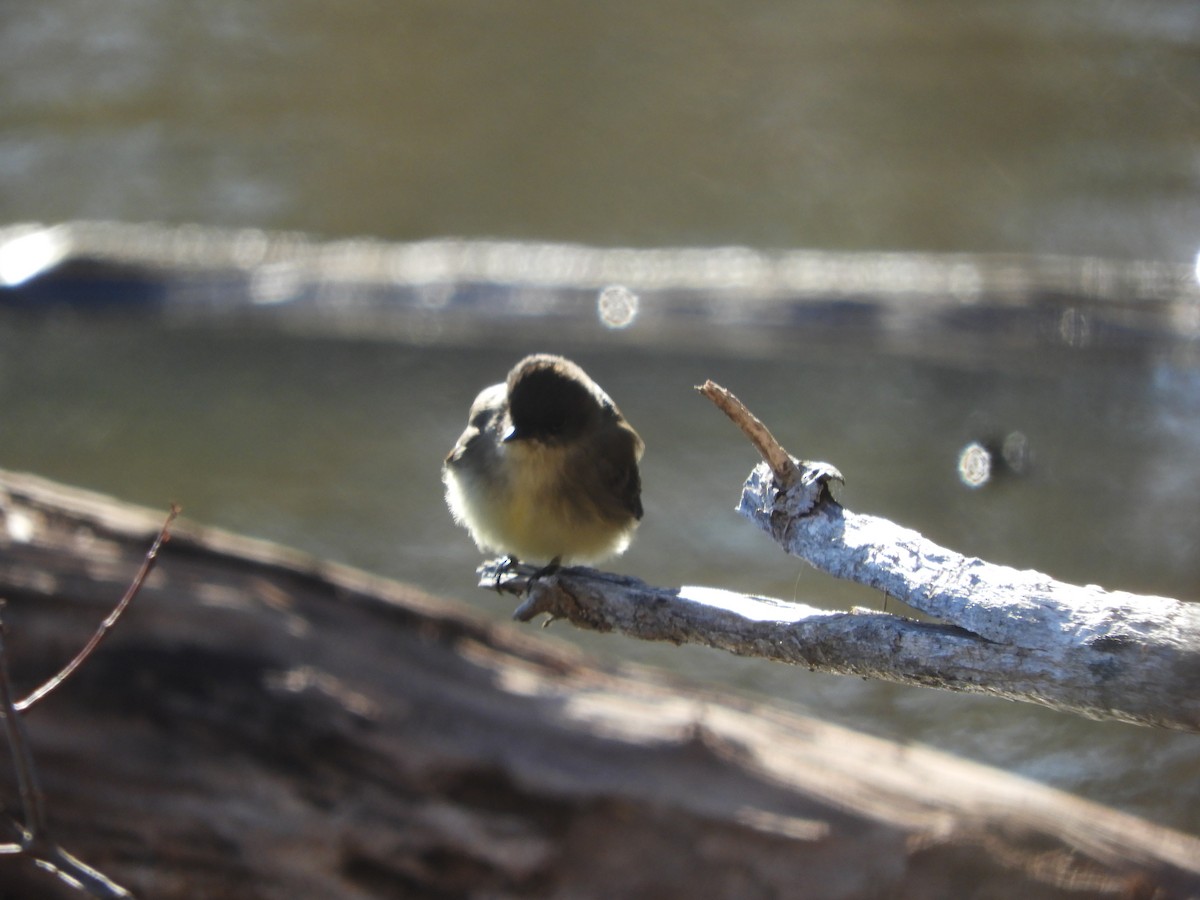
478;555;564;599
478;555;525;594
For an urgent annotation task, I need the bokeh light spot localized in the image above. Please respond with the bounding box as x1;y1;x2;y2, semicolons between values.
597;284;639;329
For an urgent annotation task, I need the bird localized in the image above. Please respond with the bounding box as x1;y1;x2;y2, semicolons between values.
442;353;644;567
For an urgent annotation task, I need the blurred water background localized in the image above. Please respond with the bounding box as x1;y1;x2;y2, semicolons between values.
2;1;1200;839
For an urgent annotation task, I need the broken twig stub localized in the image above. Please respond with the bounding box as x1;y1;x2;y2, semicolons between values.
696;380;801;486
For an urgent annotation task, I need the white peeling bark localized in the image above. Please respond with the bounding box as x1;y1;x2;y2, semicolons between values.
502;459;1200;733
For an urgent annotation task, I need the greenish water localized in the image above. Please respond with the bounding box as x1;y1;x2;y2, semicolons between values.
1;309;1197;835
2;2;1199;260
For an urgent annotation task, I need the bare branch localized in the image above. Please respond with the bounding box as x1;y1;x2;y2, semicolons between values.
16;504;179;712
0;506;174;898
735;459;1200;729
19;845;134;899
0;622;135;897
488;386;1200;733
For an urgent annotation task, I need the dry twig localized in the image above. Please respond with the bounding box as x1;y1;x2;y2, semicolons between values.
695;380;800;485
0;504;178;897
16;505;179;712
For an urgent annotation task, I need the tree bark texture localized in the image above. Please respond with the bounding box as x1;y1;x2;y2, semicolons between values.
0;469;1198;899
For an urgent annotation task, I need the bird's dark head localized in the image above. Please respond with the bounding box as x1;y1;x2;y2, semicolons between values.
504;354;609;444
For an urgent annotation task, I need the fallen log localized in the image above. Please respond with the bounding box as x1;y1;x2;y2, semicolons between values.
0;469;1198;899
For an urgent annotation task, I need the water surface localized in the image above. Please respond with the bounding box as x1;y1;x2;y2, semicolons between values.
0;297;1196;834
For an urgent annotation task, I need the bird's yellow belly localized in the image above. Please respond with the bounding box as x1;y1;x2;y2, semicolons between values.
445;443;634;564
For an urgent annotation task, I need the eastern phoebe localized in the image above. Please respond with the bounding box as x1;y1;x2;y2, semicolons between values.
443;354;644;565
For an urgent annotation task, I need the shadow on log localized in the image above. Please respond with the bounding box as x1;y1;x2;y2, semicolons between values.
0;469;1197;899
